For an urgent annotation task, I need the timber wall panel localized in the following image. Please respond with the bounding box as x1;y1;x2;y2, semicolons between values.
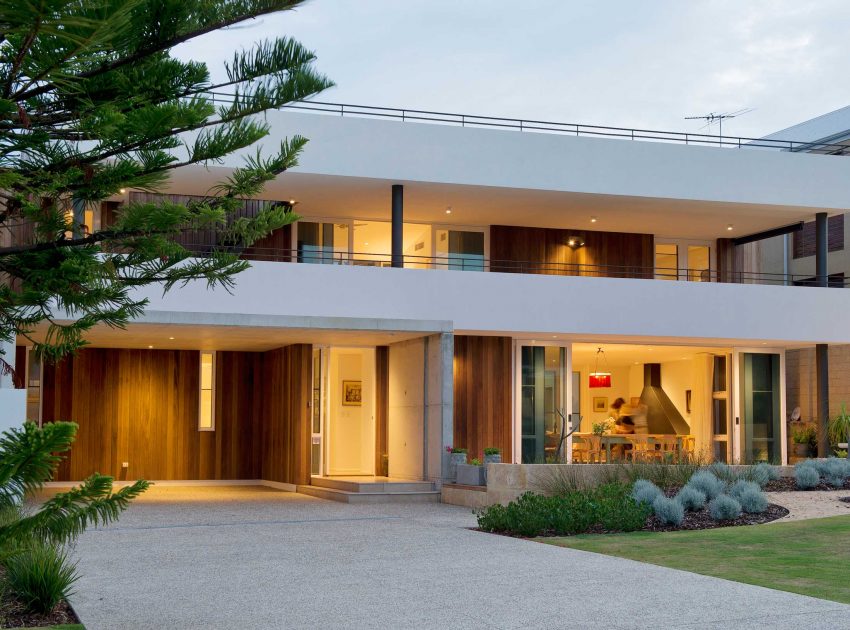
42;346;312;483
375;346;389;476
261;344;312;486
490;225;654;277
453;336;513;461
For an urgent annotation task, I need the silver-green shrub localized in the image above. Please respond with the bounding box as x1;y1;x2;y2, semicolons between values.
631;479;663;505
708;494;742;521
729;480;761;500
688;471;725;499
652;496;684;526
675;485;706;511
826;474;846;488
794;462;820;490
708;462;733;482
823;458;850;480
737;487;768;513
750;462;779;487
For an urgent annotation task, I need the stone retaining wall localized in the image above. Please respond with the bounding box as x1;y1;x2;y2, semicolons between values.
441;463;794;508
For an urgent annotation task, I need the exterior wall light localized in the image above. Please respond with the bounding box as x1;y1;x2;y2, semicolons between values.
567;235;585;250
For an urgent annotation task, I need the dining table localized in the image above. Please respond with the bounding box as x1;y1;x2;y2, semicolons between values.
573;432;683;462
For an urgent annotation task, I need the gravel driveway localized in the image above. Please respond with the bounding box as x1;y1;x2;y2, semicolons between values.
69;486;850;629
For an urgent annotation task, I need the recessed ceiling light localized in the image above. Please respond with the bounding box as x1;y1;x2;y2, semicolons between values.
289;199;296;204
446;207;452;214
590;216;598;223
169;336;175;340
364;242;369;246
147;345;153;349
119;188;126;194
727;224;734;231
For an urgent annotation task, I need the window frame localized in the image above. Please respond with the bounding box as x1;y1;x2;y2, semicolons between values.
199;351;216;432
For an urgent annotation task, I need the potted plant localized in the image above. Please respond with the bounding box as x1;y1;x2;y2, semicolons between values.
456;458;486;486
446;446;468;481
592;420;612;437
791;425;817;457
828;403;850;455
483;447;502;464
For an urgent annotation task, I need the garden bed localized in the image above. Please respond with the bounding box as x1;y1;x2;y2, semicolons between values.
765;477;850;492
644;503;788;532
0;567;80;629
477;503;789;538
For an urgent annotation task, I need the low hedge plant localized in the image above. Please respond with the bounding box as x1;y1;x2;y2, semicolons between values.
476;483;651;537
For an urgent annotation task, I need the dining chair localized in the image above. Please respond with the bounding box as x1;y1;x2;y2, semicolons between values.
681;436;696;460
627;435;656;462
657;436;679;462
578;435;604;464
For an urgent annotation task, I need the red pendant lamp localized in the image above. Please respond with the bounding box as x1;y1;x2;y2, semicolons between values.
589;346;612;388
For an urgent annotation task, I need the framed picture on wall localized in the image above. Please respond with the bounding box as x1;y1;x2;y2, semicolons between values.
592;397;608;413
342;380;362;406
686;390;692;414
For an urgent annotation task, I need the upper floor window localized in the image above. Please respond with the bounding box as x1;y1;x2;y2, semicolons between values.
199;351;215;431
654;243;678;280
435;229;485;271
793;215;844;259
655;242;711;281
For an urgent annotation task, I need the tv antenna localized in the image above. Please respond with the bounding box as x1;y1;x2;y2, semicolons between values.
684;108;754;142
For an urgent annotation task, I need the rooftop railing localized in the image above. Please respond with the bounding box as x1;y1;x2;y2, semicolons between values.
184;244;850;288
205;92;850;155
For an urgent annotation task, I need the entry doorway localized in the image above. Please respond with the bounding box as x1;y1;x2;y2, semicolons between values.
313;347;376;477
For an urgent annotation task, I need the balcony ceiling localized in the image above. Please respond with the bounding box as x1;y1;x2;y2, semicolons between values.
165;166;831;241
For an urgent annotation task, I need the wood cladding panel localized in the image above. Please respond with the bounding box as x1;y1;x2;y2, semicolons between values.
261;344;312;486
375;346;389;476
453;336;513;462
42;346;312;483
490;225;654;278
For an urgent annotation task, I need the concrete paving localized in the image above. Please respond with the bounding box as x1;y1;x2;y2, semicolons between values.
68;486;850;629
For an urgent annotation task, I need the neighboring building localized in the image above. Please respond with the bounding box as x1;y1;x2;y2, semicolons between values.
751;107;850;427
13;104;850;498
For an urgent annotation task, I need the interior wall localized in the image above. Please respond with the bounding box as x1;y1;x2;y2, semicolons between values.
327;347;375;475
388;338;425;480
42;345;312;483
576;358;697;434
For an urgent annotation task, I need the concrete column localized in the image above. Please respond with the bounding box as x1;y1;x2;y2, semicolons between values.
0;339;14;389
815;213;830;457
0;339;26;434
439;332;454;484
391;184;403;268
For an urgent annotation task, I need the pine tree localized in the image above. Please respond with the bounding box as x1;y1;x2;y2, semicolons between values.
0;0;333;371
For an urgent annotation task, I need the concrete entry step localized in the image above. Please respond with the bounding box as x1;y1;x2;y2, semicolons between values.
310;476;435;494
298;479;441;504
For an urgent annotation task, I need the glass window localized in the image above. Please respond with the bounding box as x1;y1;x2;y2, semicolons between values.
521;346;566;463
436;229;485;271
199;351;215;431
655;244;678;280
687;245;711;282
26;348;41;423
297;221;349;264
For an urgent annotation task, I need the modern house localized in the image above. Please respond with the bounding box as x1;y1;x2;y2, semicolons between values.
6;102;850;500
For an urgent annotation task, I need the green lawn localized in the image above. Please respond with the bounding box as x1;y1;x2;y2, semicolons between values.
543;515;850;604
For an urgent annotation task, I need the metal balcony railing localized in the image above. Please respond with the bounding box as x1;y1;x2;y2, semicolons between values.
204;92;850;155
181;244;850;288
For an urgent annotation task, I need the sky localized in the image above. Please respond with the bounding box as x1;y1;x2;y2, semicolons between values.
174;0;850;139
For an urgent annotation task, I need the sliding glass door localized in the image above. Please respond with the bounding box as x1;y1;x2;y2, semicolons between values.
733;350;785;464
517;344;568;463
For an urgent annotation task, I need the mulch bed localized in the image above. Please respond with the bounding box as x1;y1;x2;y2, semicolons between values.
643;503;789;532
764;477;850;492
0;568;80;629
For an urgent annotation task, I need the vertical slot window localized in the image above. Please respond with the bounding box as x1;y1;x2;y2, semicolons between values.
199;351;215;431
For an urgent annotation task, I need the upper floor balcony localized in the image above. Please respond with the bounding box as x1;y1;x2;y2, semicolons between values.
98;99;850;291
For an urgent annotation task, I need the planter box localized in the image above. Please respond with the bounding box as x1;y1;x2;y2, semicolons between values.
456;463;486;486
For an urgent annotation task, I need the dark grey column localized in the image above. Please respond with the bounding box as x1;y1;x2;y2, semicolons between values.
815;212;829;457
391;184;403;268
